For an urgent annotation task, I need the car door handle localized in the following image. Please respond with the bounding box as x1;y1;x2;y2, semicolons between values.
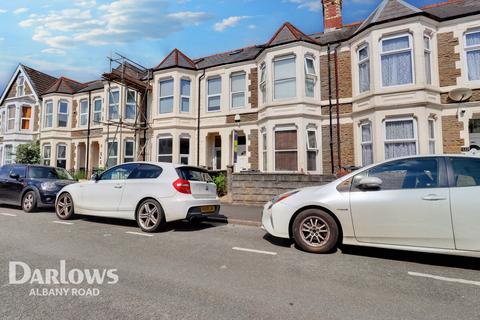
422;194;447;201
114;185;123;189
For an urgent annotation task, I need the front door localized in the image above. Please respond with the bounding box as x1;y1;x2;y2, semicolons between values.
80;163;138;214
448;157;480;251
350;157;454;249
212;136;221;170
234;135;248;172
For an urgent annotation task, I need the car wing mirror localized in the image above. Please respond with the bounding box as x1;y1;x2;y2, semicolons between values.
9;172;20;180
91;173;99;181
357;177;382;190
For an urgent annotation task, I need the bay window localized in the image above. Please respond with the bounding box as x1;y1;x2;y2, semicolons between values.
306;129;318;171
56;144;67;169
428;119;436;154
17;76;25;97
44;101;53;128
42;144;51;166
124;140;135;163
180;79;191;112
159;79;174;114
58;101;68;127
108;90;119;120
5;145;13;164
21;106;31;130
424;36;432;85
384;118;417;159
360;122;373;166
231;73;246;109
262;131;267;171
106;141;118;168
358;45;370;92
93;99;102;124
274;129;297;171
179;137;190;165
259;63;267;103
7;105;15;131
381;35;413;87
274;55;296;100
79;100;88;127
207;77;221;112
304;56;316;98
158;137;173;163
465;31;480;81
125;89;136;120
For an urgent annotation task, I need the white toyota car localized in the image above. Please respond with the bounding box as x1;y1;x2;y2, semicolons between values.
55;162;220;232
262;155;480;257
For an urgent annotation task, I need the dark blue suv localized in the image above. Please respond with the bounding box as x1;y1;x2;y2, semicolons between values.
0;164;77;212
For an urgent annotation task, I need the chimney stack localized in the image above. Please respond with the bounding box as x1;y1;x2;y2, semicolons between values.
322;0;343;32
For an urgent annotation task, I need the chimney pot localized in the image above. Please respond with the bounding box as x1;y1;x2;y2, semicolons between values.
322;0;343;32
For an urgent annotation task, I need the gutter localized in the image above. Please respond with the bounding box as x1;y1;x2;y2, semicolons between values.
86;91;91;177
196;69;206;166
334;45;341;171
327;44;334;174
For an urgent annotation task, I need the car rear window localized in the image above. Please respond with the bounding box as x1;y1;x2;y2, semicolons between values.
28;166;74;180
176;167;213;182
128;164;162;179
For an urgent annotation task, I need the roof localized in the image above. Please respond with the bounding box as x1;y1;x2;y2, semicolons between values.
113;62;148;80
310;25;360;45
43;77;87;95
357;0;421;32
267;22;317;46
154;48;197;71
194;45;264;69
422;0;479;19
21;65;58;96
76;80;104;93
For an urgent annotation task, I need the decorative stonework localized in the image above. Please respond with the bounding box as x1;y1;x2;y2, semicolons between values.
322;123;354;174
442;115;465;153
248;68;258;109
437;32;461;87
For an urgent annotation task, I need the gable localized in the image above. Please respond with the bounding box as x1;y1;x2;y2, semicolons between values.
3;71;34;101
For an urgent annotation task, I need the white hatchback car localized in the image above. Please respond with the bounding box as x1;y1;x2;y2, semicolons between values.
55;162;220;232
262;155;480;257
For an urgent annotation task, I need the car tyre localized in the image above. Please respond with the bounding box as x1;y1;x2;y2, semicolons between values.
22;191;37;213
136;199;165;233
292;209;339;253
56;192;75;220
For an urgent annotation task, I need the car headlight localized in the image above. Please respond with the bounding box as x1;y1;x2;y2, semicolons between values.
268;190;300;209
40;182;59;192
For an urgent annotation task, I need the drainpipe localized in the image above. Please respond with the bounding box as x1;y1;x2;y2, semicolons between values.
334;45;341;171
86;91;91;177
196;69;206;166
327;44;334;174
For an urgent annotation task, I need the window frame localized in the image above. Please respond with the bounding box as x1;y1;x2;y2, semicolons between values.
230;72;246;109
383;117;418;159
380;33;415;88
358;44;371;93
179;136;190;165
157;136;173;163
5;145;13;165
207;76;222;112
306;128;318;171
108;89;120;120
124;139;135;163
58;100;69;128
464;30;480;82
304;56;317;98
7;105;16;131
273;55;297;100
428;118;436;154
44;100;53;128
259;63;267;104
93;98;102;124
360;122;374;166
79;99;89;127
16;75;25;97
56;144;67;169
273;127;298;172
424;35;432;85
20;105;32;131
159;78;174;114
106;140;119;168
42;144;51;166
125;89;136;120
180;78;191;113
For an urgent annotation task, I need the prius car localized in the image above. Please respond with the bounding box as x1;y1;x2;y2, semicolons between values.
262;155;480;257
55;162;220;232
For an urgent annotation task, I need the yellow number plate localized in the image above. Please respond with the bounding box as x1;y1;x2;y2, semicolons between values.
200;206;215;214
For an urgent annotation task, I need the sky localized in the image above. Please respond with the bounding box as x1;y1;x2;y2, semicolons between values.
0;0;442;90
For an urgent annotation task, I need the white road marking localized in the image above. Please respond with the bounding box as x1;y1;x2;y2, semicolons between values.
232;247;277;256
51;221;74;225
408;271;480;287
125;231;153;237
0;213;17;217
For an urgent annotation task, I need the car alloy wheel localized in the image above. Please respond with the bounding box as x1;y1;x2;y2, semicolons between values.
22;191;36;213
56;193;74;220
299;216;330;247
136;199;164;232
292;209;339;253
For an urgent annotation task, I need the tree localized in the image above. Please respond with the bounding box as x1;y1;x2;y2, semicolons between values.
15;141;41;164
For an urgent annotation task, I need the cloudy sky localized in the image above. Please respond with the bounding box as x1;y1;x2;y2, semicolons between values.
0;0;440;89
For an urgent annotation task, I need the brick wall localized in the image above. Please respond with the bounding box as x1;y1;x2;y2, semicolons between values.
437;32;461;87
248;67;258;109
322;123;354;174
442;115;464;153
229;172;335;206
33;105;40;132
248;129;259;170
226;112;258;124
441;89;480;104
320;50;352;99
321;103;352;116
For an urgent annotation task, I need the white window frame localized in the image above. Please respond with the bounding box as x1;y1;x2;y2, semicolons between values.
358;44;370;93
262;130;267;171
230;72;246;109
124;139;135;163
259;63;267;104
106;140;118;168
179;136;190;165
108;89;120;120
7;105;16;131
157;136;173;163
44;100;53;128
380;33;415;88
180;78;191;113
16;75;25;97
5;145;13;165
360;122;373;166
42;144;51;166
20;105;32;131
207;76;221;112
424;35;432;85
306;128;318;171
93;98;102;124
79;99;88;127
56;144;67;168
273;55;297;100
464;30;480;82
304;56;317;98
125;89;136;120
428;118;436;154
273;126;298;172
383;118;418;158
159;78;174;114
58;100;69;128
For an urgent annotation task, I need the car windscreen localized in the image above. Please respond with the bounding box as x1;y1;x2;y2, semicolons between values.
28;167;74;180
176;167;213;182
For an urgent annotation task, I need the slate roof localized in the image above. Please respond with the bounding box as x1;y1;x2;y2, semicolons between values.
76;80;104;93
113;62;148;80
267;22;317;47
43;77;87;95
21;64;58;96
155;48;197;70
423;0;479;19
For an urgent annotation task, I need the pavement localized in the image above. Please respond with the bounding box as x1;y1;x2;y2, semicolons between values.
0;206;479;320
214;204;263;226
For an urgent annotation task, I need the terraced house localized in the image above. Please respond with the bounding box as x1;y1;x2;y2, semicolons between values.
1;0;479;176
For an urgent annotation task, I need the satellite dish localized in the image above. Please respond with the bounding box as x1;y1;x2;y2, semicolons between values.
449;88;472;102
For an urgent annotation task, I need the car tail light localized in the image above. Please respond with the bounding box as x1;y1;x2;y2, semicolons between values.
173;178;191;194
